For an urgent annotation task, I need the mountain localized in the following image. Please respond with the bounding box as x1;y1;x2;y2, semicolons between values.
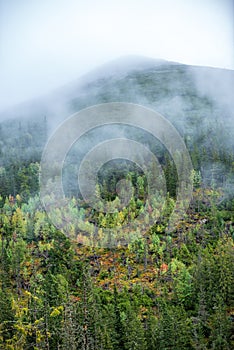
0;56;234;198
1;56;234;349
1;55;233;132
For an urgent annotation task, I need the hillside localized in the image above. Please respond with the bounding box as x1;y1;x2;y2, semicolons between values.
0;57;233;349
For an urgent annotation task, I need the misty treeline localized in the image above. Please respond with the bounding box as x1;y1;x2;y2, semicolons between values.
0;110;233;202
0;61;234;348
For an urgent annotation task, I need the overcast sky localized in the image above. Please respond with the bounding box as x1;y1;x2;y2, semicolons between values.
0;0;233;111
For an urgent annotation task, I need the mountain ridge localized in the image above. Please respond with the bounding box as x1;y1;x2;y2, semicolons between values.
0;55;233;124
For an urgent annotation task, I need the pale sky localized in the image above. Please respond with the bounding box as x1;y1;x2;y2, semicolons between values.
0;0;233;111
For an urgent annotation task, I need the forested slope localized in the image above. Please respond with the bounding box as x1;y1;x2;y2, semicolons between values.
0;58;233;349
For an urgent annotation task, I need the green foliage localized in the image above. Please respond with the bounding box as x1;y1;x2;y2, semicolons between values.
0;103;234;348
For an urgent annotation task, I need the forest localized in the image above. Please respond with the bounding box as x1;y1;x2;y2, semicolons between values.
0;62;234;349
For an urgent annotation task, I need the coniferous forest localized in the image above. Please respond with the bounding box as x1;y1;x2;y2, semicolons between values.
0;61;234;349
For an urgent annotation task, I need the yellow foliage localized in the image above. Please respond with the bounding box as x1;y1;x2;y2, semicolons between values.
34;317;44;325
16;194;21;202
50;305;63;317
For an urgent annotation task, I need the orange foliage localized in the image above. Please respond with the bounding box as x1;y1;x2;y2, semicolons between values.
159;263;168;273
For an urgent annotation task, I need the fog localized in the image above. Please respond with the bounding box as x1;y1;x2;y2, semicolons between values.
0;0;233;112
0;0;234;203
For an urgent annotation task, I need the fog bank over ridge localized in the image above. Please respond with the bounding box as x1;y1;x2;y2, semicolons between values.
0;55;234;201
0;55;233;129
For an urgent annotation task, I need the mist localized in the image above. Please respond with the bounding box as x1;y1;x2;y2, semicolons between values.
0;0;233;112
0;0;234;204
